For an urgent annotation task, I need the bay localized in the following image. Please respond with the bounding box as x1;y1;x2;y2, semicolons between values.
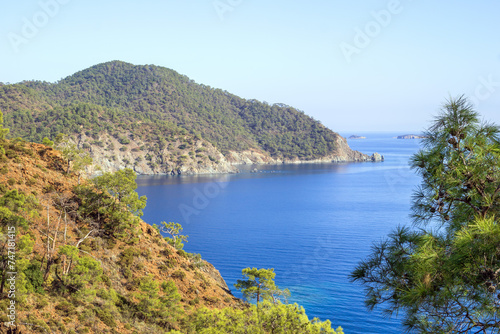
136;132;422;333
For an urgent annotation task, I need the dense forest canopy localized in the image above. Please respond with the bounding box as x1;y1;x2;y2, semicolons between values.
0;61;341;161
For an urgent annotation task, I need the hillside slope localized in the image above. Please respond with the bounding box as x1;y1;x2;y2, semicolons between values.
0;136;344;333
0;61;379;175
0;139;242;333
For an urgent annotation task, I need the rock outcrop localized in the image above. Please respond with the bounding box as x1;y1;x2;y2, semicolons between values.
82;133;383;176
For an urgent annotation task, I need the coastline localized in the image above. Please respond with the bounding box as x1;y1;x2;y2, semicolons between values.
132;153;384;176
88;135;383;176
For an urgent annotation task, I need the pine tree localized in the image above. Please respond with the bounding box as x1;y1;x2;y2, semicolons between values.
351;96;500;333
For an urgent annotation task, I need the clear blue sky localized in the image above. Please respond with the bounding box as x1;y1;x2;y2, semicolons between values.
1;0;499;132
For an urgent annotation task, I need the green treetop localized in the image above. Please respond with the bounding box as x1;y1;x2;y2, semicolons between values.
159;222;188;250
235;268;290;304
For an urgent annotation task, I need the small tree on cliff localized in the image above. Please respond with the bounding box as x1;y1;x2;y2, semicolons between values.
77;168;147;239
235;268;290;304
159;222;188;250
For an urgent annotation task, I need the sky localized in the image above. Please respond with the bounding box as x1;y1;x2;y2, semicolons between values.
1;0;499;133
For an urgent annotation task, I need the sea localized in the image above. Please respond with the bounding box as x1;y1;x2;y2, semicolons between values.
136;132;423;333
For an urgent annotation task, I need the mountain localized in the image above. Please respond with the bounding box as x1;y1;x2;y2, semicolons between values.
0;61;378;175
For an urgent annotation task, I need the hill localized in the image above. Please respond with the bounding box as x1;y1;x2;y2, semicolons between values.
0;61;377;175
0;127;343;332
0;138;242;333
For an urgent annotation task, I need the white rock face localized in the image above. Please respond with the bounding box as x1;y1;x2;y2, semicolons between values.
78;133;380;176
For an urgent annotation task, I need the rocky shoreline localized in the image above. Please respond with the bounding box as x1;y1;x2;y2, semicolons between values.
87;134;383;176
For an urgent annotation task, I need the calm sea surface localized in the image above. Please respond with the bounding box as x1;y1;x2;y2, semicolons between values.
136;133;423;333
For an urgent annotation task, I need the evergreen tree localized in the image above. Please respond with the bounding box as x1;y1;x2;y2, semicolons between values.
159;221;188;250
235;268;289;304
351;96;500;333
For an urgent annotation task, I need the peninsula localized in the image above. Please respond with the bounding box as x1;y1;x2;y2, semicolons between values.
0;61;382;175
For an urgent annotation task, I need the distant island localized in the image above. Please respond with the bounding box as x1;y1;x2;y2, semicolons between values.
397;134;428;139
349;135;366;139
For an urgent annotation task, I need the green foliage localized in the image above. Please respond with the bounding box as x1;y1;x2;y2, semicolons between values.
24;261;45;294
171;270;186;280
42;136;54;147
93;168;147;217
188;253;204;269
119;247;140;268
131;275;182;330
55;300;76;316
55;134;92;177
96;308;117;328
351;96;500;333
160;221;188;250
184;300;342;333
235;268;290;304
55;245;103;293
76;168;146;239
0;110;9;140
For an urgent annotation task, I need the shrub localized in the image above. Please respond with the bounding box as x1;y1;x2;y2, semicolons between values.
96;308;117;328
119;137;130;145
5;149;17;159
119;247;140;267
42;184;55;193
189;297;200;305
55;301;76;316
204;296;219;304
106;238;117;249
160;247;173;257
24;262;45;294
177;249;188;258
171;270;186;280
159;258;177;272
26;178;37;186
42;137;54;147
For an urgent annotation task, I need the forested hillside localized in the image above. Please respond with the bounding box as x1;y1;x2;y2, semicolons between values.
0;61;369;175
0;114;343;333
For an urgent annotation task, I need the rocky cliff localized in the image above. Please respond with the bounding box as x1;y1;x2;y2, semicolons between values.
81;132;382;176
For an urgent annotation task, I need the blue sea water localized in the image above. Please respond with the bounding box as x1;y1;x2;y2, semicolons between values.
136;133;423;333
